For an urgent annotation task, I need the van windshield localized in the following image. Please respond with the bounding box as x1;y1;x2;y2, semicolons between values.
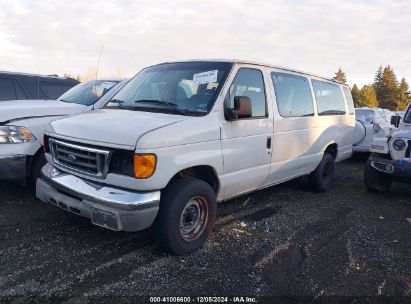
105;62;232;116
59;80;120;106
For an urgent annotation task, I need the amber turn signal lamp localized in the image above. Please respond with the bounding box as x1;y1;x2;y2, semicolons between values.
133;154;157;179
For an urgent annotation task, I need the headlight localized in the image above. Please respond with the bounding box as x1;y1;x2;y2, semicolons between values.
0;126;35;144
392;138;406;151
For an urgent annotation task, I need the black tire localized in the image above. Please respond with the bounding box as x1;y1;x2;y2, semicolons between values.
30;152;46;186
364;160;392;193
155;177;217;255
308;153;335;192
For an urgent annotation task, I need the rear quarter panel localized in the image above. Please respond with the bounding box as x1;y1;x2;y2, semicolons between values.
268;72;355;183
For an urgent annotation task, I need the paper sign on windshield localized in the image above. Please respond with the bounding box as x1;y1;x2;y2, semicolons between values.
193;70;218;84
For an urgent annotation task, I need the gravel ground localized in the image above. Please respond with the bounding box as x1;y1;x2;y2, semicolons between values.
0;157;410;303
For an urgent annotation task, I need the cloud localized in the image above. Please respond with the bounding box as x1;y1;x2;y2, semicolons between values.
0;0;409;85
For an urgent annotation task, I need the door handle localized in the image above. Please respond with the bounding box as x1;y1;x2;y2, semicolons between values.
266;136;272;149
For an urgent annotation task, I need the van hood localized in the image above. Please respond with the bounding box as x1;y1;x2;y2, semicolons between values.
0;99;86;124
392;129;411;139
46;109;191;149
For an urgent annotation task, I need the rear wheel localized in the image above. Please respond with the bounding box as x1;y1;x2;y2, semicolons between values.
364;160;392;193
155;177;217;255
308;153;335;192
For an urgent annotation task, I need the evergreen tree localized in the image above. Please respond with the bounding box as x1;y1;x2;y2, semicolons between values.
373;65;383;100
359;85;378;108
398;78;410;110
333;67;347;83
379;65;399;110
351;84;361;107
64;73;75;79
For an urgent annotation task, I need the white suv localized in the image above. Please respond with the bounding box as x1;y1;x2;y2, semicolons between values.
353;108;394;152
36;60;355;255
364;103;411;192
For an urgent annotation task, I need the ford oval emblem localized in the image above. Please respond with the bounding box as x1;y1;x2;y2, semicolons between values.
67;154;77;162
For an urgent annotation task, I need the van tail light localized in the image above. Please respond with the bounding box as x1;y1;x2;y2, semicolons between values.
373;123;381;134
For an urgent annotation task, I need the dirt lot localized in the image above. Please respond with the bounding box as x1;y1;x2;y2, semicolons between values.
0;158;410;303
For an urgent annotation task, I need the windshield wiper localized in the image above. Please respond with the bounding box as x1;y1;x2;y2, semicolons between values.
109;99;125;104
105;99;125;108
133;99;179;107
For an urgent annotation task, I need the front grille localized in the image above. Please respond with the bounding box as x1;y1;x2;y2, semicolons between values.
49;138;111;178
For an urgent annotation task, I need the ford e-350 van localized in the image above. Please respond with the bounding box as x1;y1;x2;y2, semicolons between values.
37;60;355;255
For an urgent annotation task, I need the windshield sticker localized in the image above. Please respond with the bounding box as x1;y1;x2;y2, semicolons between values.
193;70;218;85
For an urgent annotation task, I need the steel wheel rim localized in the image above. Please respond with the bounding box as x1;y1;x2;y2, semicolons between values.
179;196;208;241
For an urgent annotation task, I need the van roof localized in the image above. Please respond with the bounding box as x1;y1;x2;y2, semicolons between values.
156;59;347;85
0;70;77;81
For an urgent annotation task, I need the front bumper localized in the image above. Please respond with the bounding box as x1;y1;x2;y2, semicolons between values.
0;155;27;181
36;163;161;232
369;154;411;179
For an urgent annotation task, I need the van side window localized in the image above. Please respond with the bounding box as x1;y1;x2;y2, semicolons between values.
225;68;267;118
343;86;355;114
0;78;16;101
271;72;314;117
312;80;346;115
40;81;73;99
14;80;27;99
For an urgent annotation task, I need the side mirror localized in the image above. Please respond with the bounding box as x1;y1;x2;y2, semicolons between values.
390;115;401;128
225;96;252;120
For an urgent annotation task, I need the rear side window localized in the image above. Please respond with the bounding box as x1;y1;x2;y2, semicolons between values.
14;81;27;99
225;68;267;118
40;81;73;99
0;78;16;101
271;72;314;117
343;86;355;114
312;80;346;115
355;109;374;124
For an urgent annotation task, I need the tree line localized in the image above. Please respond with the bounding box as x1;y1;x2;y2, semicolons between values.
332;66;410;111
63;73;81;81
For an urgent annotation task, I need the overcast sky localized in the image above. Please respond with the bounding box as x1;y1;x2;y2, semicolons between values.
0;0;409;86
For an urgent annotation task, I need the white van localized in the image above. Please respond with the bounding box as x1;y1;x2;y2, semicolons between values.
36;60;355;255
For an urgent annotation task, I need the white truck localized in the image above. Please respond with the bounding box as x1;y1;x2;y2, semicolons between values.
36;60;355;255
365;103;411;192
0;79;127;184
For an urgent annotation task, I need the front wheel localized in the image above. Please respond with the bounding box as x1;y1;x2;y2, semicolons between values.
364;160;392;193
308;153;335;192
155;177;217;255
30;152;46;186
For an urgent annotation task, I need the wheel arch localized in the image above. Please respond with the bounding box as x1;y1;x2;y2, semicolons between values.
167;165;220;195
26;147;44;178
323;142;338;160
